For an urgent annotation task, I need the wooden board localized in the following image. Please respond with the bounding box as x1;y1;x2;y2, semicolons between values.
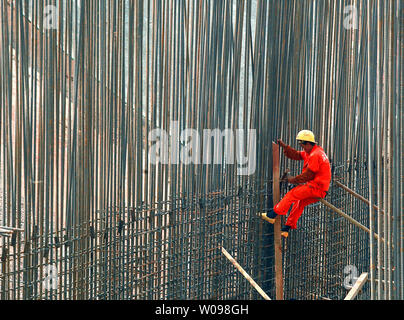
222;247;271;300
272;142;283;300
344;272;369;300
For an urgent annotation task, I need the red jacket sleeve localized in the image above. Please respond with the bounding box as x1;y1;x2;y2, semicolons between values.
283;145;303;160
289;168;316;184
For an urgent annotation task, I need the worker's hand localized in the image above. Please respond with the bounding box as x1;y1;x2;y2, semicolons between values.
287;175;296;184
281;173;293;183
277;139;287;148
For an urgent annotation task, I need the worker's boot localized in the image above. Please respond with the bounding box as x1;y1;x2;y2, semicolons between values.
260;208;278;224
281;225;291;238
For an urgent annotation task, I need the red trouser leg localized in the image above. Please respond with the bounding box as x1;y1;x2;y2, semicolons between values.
274;184;325;229
284;197;319;229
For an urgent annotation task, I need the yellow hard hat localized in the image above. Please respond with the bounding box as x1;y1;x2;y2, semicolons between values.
296;130;316;143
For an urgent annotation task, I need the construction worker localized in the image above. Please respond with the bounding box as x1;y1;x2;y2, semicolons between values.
264;130;331;238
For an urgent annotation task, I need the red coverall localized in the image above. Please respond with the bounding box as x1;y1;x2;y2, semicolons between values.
274;145;331;229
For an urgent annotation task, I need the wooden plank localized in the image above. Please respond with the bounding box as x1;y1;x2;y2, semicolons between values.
344;272;369;300
272;142;283;300
221;247;271;300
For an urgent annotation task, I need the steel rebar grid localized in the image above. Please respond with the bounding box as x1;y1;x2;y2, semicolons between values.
0;0;402;300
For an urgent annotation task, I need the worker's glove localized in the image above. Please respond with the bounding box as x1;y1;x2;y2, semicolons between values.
277;139;287;148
